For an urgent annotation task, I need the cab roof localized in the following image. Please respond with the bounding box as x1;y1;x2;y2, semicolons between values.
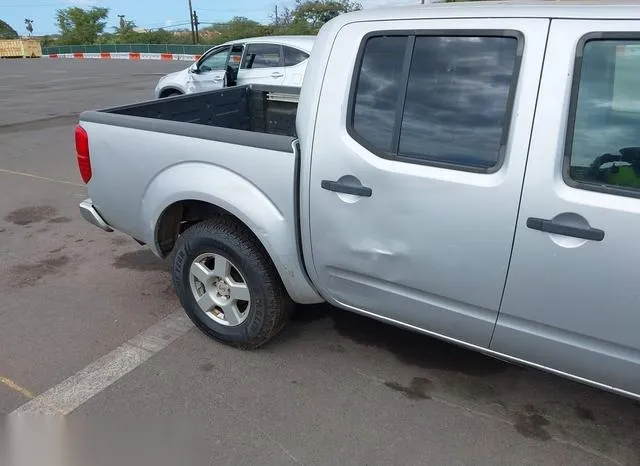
338;0;640;22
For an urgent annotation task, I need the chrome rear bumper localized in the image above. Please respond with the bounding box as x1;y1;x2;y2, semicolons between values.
79;199;113;232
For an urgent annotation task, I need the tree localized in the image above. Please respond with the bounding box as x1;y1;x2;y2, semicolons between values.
0;19;18;39
55;6;109;44
203;17;268;43
144;29;180;44
274;7;294;26
40;35;58;48
291;0;361;31
25;19;34;36
114;18;138;43
115;18;136;35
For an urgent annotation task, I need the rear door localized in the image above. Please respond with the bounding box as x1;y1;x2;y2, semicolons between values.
306;18;549;347
236;43;286;86
492;19;640;396
283;46;310;87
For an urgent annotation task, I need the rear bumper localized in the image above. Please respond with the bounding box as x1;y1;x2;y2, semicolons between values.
79;199;113;232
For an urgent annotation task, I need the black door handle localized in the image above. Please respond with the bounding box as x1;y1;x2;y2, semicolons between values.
321;180;372;197
526;217;604;241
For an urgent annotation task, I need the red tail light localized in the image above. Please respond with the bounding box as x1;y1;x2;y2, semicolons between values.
75;125;91;183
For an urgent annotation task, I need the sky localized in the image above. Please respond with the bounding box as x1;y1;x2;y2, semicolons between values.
0;0;416;37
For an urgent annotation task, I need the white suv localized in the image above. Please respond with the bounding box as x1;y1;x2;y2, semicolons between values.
154;35;316;98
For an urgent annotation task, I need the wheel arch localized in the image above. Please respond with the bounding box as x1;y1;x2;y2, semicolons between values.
155;199;251;257
143;163;322;304
158;87;184;98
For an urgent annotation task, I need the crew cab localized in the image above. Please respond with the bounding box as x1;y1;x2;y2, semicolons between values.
154;35;315;98
77;1;640;400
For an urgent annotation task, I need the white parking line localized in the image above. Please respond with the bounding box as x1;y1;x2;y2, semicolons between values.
11;311;193;415
0;168;85;187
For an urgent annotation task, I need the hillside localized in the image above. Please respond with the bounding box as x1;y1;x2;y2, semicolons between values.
0;20;18;39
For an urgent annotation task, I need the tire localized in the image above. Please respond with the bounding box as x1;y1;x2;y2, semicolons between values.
172;217;292;349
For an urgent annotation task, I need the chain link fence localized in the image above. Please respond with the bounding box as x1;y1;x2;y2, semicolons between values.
43;44;213;55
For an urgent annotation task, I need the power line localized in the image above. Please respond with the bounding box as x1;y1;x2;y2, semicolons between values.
128;20;188;28
132;22;192;31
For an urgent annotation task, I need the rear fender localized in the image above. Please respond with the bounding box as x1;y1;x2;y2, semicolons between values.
141;162;322;304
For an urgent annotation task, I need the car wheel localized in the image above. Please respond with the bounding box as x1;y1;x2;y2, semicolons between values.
172;217;292;349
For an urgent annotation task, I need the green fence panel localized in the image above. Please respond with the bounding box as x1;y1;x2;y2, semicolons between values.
43;44;218;56
165;44;183;54
147;44;167;53
182;45;208;55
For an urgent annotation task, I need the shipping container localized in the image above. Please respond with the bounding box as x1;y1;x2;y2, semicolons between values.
0;39;42;58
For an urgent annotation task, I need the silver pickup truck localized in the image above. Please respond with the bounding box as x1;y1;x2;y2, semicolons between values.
77;2;640;400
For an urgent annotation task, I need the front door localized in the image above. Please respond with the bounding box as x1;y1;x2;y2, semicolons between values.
187;46;230;93
307;18;549;346
236;43;286;86
492;19;640;396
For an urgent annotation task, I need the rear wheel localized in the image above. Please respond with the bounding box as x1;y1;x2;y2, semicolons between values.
172;217;292;349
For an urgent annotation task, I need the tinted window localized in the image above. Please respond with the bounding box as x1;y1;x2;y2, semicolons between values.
284;46;309;66
567;39;640;194
351;36;408;154
399;36;518;169
242;44;282;69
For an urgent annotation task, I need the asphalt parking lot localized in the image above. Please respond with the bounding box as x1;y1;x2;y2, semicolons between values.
1;58;639;465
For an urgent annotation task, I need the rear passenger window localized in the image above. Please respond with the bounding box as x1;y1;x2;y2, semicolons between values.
242;44;283;69
284;46;309;67
399;36;518;169
565;38;640;195
349;33;521;171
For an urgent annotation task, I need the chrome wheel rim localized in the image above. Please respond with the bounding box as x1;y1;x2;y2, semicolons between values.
189;253;251;327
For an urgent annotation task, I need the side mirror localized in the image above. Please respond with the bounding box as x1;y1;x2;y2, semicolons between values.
189;64;200;74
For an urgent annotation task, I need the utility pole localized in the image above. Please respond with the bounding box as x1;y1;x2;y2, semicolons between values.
188;0;196;44
274;5;278;25
193;10;200;44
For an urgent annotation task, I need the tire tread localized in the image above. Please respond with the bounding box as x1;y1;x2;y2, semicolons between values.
172;216;291;349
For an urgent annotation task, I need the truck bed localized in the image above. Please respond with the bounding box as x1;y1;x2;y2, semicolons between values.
78;84;303;280
81;84;299;153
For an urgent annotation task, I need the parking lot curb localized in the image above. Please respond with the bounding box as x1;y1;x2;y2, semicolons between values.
44;52;202;61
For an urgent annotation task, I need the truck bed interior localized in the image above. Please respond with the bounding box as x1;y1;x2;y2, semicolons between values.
105;85;299;138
